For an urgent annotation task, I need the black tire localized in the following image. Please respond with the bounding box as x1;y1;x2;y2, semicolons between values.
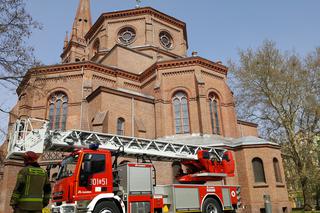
93;201;120;213
202;198;223;213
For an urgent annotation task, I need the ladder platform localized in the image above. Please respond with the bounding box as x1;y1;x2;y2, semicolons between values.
7;118;227;162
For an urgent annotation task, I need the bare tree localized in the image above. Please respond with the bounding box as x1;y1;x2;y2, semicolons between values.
0;0;41;140
229;40;320;210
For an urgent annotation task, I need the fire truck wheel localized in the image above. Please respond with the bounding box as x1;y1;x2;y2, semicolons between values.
93;201;120;213
202;198;222;213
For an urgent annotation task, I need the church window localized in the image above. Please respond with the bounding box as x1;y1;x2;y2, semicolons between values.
273;158;282;183
93;39;100;55
117;117;125;135
208;93;221;135
118;27;136;45
48;92;68;130
252;157;266;183
75;58;80;62
159;31;173;49
173;92;190;134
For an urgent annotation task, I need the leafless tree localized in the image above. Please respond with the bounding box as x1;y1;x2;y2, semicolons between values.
0;0;41;140
229;40;320;210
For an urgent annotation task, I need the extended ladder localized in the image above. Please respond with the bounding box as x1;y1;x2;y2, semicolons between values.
7;118;226;162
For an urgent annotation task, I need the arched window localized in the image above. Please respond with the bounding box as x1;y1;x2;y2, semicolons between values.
48;92;68;130
173;91;190;134
93;39;100;55
117;118;125;135
273;158;282;183
208;93;221;135
252;157;266;183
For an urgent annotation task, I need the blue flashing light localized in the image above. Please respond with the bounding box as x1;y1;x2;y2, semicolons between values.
89;143;99;150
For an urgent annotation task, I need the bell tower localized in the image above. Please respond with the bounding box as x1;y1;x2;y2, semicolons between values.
61;0;92;63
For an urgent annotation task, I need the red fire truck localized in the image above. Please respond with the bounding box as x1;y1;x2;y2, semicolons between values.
7;118;241;213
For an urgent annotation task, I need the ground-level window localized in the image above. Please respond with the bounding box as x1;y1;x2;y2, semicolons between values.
252;157;266;183
273;158;282;183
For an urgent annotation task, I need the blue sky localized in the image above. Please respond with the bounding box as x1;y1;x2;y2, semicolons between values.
1;0;319;142
25;0;320;64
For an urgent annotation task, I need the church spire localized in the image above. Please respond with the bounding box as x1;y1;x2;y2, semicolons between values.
71;0;92;41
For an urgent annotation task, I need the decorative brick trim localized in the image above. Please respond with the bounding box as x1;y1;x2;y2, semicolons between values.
152;18;180;32
156;57;227;74
92;74;116;85
35;74;83;82
124;82;141;90
162;69;194;77
108;17;146;25
17;61;142;95
201;70;224;80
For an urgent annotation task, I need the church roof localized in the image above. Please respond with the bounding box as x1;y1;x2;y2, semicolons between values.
159;134;280;149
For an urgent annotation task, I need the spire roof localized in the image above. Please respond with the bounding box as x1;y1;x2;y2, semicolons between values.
71;0;92;41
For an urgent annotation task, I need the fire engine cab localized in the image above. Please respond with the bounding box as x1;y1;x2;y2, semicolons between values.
7;118;241;213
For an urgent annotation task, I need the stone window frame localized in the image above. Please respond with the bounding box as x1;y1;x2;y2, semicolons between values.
117;26;137;46
252;157;267;183
172;91;190;134
159;30;174;50
273;157;282;183
208;92;221;135
116;117;125;135
48;91;68;130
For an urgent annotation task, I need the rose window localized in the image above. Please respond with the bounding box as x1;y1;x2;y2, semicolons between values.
159;31;173;49
118;27;136;45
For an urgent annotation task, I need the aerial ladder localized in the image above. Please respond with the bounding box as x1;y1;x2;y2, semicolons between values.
7;118;240;213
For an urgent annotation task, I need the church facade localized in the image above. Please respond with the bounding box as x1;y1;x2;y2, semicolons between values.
0;1;291;212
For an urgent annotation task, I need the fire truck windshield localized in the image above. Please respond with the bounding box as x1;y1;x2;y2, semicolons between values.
57;154;79;180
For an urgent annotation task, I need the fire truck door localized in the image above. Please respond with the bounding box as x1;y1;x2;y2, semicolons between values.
77;153;110;199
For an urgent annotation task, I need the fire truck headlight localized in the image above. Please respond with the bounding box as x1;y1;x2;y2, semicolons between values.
62;206;75;213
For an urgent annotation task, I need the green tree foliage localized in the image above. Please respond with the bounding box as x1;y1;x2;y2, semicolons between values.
229;40;320;210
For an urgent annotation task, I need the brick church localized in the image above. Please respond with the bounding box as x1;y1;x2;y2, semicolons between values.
0;0;291;212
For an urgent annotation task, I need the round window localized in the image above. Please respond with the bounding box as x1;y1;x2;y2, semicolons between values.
159;31;173;49
118;27;136;45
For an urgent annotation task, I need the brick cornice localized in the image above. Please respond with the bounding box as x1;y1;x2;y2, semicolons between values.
85;7;188;48
156;57;228;74
17;61;141;96
17;58;227;96
140;57;227;81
